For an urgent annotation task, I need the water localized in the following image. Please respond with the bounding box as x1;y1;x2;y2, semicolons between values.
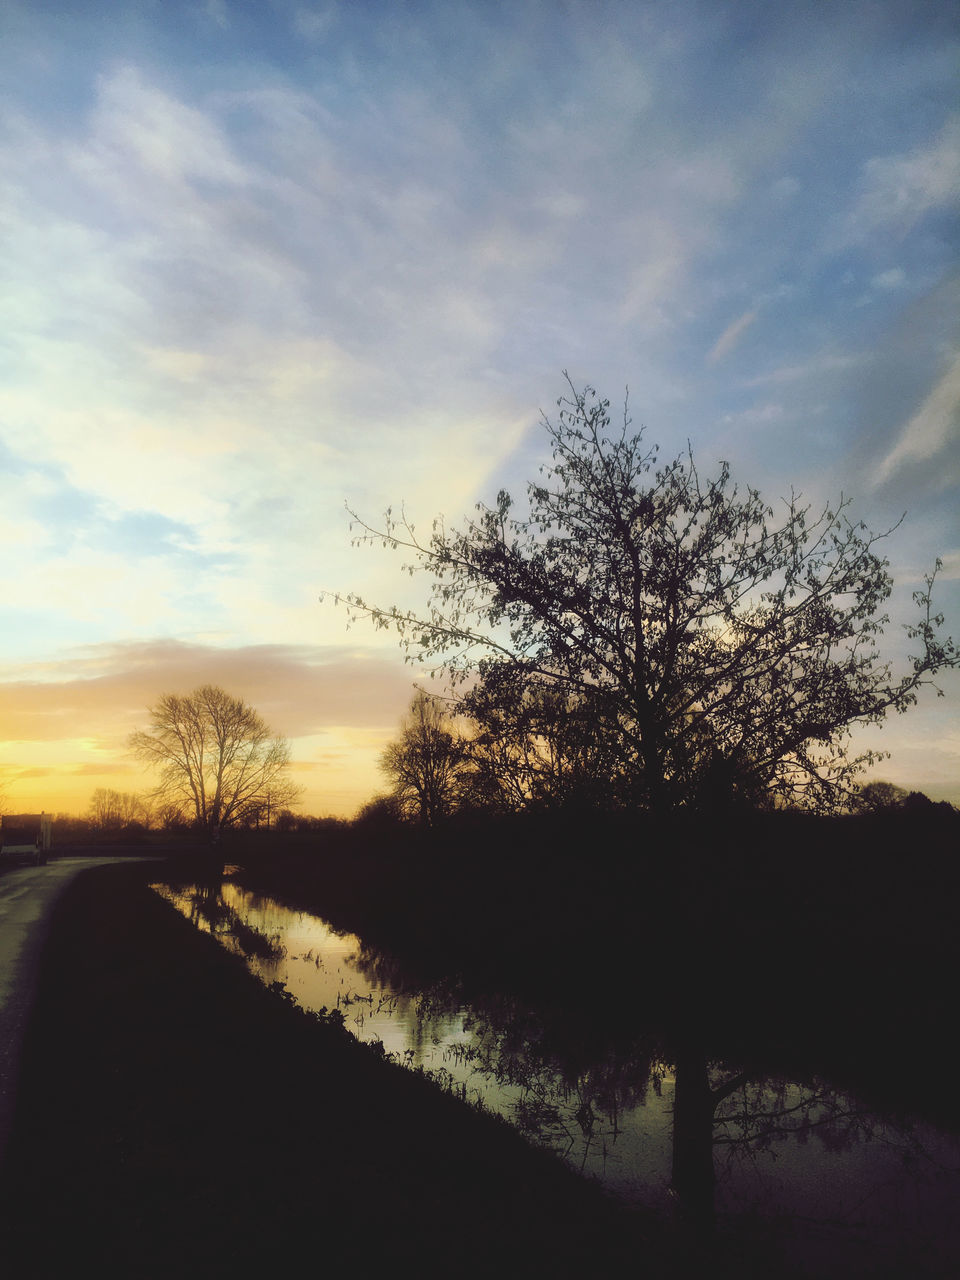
154;877;960;1276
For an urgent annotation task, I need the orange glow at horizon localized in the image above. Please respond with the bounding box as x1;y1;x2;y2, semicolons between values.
0;738;383;822
0;641;419;820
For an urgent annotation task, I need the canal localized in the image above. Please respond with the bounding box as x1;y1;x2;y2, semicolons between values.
154;875;960;1277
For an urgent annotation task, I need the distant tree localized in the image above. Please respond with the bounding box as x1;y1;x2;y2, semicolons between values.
236;791;289;829
895;791;960;824
281;813;348;835
155;801;192;834
51;813;95;843
902;789;936;813
353;793;405;829
378;692;469;824
334;375;958;814
274;808;298;833
88;788;152;831
129;685;301;832
854;780;908;813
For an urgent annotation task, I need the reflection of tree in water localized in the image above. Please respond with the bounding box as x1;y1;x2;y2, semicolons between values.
408;982;664;1174
347;942;416;993
161;883;285;963
714;1072;872;1155
343;945;484;1062
669;1043;896;1235
154;885;957;1254
366;970;947;1239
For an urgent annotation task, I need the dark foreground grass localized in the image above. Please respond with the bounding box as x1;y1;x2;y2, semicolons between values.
0;862;714;1280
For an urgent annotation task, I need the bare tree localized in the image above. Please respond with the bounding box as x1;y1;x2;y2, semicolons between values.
379;692;468;824
88;788;152;830
129;685;301;831
333;376;958;813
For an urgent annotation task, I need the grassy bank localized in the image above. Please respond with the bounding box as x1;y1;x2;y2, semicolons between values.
0;860;748;1279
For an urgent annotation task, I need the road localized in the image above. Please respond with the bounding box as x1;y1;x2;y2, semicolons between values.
0;856;159;1166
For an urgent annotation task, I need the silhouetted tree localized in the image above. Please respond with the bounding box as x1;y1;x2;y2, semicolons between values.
901;789;942;814
464;678;625;811
274;808;298;833
51;813;96;843
155;801;193;834
130;685;301;832
353;793;405;830
854;779;908;812
334;375;958;813
87;788;152;831
379;692;468;824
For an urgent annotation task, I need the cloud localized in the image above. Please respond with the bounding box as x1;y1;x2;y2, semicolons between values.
0;639;421;816
203;0;231;31
843;115;960;245
872;267;906;290
69;761;137;777
291;6;339;42
708;309;759;364
0;639;414;743
0;65;542;599
935;549;960;581
871;349;960;490
720;402;785;428
0;6;957;812
740;354;865;388
82;64;249;189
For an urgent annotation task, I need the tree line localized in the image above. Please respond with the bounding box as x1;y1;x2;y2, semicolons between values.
369;690;956;826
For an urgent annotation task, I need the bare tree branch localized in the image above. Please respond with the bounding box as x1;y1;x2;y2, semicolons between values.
129;685;302;831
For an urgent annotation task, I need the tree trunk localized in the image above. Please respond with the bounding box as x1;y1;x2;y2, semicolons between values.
671;1040;716;1237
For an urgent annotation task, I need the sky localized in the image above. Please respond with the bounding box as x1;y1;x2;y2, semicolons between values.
0;0;957;819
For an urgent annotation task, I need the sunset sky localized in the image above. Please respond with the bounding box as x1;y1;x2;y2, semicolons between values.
1;0;957;819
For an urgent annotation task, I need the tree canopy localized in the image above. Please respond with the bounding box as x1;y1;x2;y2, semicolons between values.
130;685;301;830
334;377;957;814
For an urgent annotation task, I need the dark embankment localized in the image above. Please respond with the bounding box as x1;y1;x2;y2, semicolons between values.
0;862;688;1280
230;805;960;1134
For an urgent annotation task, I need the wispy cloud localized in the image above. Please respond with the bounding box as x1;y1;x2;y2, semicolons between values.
842;115;960;246
740;354;865;388
872;267;906;291
871;349;960;491
0;2;957;809
708;309;760;364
